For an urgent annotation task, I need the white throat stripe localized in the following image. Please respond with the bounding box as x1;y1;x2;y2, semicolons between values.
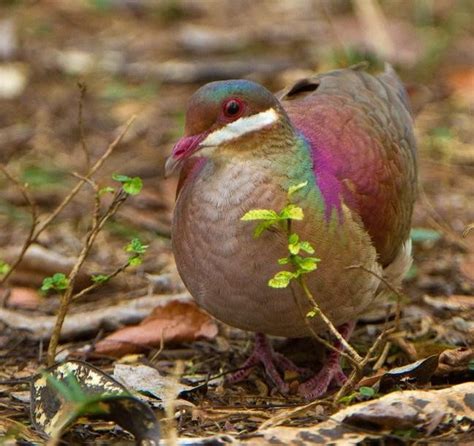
201;108;278;147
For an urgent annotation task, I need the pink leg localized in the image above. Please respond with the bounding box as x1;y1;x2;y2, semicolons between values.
227;333;306;394
298;321;355;400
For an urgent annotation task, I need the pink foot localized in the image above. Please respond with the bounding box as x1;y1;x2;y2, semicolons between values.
227;333;307;394
298;321;355;400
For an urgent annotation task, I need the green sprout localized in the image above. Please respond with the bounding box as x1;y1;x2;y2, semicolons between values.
125;238;148;266
112;174;143;195
0;260;10;276
41;273;70;293
241;181;320;289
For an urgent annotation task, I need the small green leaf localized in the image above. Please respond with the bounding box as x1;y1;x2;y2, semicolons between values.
296;257;320;272
112;174;143;195
278;257;290;265
99;186;115;195
306;309;318;318
299;241;315;254
288;181;308;196
125;238;148;255
241;209;279;221
91;274;109;284
280;204;304;221
128;256;143;267
253;220;275;238
359;386;376;398
268;271;295;288
338;392;357;404
41;273;69;293
112;173;129;183
288;242;300;255
288;233;299;244
123;177;142;195
0;260;10;276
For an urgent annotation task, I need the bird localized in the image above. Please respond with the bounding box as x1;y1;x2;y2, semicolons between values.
165;64;417;399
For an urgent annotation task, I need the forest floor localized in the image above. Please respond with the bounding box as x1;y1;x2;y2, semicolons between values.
0;1;472;444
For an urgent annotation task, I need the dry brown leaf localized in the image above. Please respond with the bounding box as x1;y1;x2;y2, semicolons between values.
253;383;474;445
424;294;474;311
3;286;41;309
436;347;474;375
446;68;474;103
94;300;218;357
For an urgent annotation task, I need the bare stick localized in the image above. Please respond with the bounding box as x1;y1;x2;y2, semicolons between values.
36;115;136;235
290;284;359;367
0;165;38;285
47;190;128;366
299;277;363;364
77;82;90;171
1;116;136;289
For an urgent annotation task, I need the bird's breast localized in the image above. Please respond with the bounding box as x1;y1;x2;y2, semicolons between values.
172;159;381;337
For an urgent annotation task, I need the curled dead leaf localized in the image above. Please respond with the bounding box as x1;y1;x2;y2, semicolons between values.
436;347;474;375
3;287;41;309
94;300;218;357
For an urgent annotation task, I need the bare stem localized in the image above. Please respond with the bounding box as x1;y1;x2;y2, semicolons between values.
0;165;38;286
0;116;135;290
299;276;363;364
77;82;90;171
47;191;128;366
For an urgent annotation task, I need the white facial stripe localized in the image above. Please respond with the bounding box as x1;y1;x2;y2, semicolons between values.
200;108;278;148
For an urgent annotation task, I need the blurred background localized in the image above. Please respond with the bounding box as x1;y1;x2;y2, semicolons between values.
0;0;472;318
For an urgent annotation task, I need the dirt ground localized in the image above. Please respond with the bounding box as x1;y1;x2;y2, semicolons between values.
0;1;473;444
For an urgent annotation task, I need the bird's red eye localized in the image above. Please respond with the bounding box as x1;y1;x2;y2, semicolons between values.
223;98;243;119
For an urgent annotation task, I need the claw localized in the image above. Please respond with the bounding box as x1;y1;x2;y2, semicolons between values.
227;333;305;394
298;321;355;400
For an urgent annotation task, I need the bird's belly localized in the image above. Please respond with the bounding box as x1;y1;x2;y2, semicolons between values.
172;164;381;338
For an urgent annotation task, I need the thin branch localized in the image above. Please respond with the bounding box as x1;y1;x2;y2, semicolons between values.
47;190;128;366
0;165;38;285
36;115;136;236
299;277;363;364
72;260;130;301
77;82;90;171
1;116;136;289
290;283;359;367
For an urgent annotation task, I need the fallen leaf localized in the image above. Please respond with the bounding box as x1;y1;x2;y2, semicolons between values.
113;363;197;407
436;347;474;375
254;383;474;445
4;287;41;309
94;300;218;357
446;67;474;104
379;355;439;392
30;360;160;444
424;295;474;311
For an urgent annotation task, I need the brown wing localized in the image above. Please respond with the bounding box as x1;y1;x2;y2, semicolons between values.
280;65;417;266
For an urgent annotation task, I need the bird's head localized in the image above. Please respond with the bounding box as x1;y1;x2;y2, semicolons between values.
165;79;291;176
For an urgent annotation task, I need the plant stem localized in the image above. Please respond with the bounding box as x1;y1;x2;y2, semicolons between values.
298;276;363;364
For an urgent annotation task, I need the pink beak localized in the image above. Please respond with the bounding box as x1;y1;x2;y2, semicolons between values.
165;133;206;177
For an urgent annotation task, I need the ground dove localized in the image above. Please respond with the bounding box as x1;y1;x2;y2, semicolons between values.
165;65;417;399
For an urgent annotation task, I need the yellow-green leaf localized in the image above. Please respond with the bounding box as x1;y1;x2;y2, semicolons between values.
241;209;279;221
288;181;308;196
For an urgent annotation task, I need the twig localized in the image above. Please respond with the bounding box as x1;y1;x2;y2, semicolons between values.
77;82;90;171
299;277;363;364
72;260;130;301
0;116;136;289
0;165;38;285
290;283;359;367
345;264;404;330
36;115;136;236
47;190;128;366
